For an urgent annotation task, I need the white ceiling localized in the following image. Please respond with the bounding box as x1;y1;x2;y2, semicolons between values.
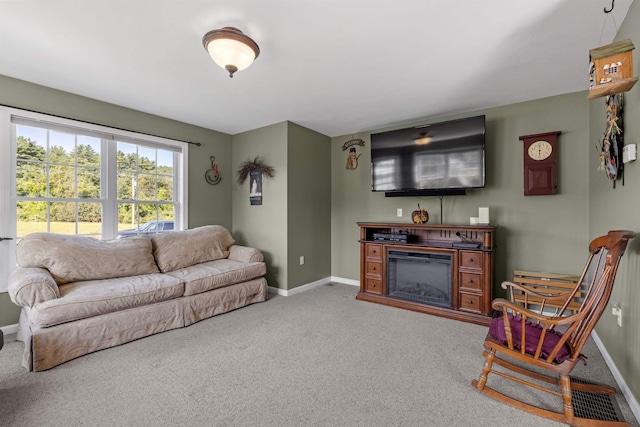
0;0;633;137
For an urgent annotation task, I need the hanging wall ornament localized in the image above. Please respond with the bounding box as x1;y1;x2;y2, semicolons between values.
342;137;365;170
205;156;221;185
598;93;624;185
237;156;275;183
237;156;275;205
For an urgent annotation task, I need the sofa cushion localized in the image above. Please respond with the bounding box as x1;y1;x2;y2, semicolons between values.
16;233;159;285
151;225;235;273
30;273;184;328
166;258;266;296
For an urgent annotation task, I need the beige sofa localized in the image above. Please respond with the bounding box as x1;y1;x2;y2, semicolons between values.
8;225;267;371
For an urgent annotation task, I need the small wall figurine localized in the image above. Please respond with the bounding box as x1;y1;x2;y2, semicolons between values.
342;137;365;170
346;147;362;170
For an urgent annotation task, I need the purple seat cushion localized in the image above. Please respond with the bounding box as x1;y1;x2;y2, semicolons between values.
489;315;574;363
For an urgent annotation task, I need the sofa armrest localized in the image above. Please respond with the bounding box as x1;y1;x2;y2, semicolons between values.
228;245;264;263
8;267;60;308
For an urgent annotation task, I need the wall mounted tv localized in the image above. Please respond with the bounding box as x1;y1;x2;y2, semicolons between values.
370;115;486;197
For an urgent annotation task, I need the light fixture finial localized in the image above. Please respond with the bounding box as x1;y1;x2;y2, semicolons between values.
202;27;260;78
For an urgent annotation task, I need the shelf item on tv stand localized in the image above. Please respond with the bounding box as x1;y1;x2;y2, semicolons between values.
357;222;496;326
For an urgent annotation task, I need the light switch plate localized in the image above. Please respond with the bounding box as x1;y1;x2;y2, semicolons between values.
623;144;636;163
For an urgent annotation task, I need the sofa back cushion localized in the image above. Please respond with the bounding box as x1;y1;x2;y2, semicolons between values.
151;225;235;273
16;233;159;285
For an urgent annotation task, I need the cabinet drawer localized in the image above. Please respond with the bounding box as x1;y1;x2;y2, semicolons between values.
460;251;482;270
459;272;482;291
365;278;382;295
366;261;382;277
459;293;482;313
366;244;382;260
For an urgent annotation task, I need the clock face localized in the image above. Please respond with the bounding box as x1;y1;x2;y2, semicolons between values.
527;140;553;161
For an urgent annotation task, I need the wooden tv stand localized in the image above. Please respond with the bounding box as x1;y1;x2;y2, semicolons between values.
357;222;496;326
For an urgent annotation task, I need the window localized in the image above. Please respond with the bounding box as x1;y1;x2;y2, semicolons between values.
10;110;187;241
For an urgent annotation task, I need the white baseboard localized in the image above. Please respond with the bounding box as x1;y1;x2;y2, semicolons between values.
268;276;359;296
1;323;18;336
591;330;640;423
268;277;332;296
330;276;360;287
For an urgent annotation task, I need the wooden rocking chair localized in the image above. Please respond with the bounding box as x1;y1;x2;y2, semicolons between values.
471;230;636;427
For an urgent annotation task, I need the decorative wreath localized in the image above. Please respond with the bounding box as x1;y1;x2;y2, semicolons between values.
598;93;623;181
236;156;275;184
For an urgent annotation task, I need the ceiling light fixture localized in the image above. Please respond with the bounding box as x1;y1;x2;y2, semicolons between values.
202;27;260;78
414;134;432;145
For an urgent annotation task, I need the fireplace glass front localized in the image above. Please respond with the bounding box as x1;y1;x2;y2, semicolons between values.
387;249;453;308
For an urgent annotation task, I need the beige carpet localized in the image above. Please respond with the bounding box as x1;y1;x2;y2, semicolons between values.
0;283;637;427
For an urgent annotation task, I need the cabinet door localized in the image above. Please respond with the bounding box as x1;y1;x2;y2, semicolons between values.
366;243;382;260
459;272;482;291
459;293;482;314
460;251;482;271
365;278;382;295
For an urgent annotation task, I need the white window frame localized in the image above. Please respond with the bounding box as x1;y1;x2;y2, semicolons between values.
3;106;189;240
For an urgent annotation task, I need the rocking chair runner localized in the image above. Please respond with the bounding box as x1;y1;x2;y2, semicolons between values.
472;230;636;427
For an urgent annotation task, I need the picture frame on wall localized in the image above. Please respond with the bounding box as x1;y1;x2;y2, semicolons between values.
249;169;262;205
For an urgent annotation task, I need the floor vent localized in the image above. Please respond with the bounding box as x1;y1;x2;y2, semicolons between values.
571;376;625;422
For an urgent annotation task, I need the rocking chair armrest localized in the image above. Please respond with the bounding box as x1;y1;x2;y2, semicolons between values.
491;298;580;326
501;280;575;302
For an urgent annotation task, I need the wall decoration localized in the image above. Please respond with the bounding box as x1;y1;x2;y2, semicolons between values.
236;156;275;183
411;204;428;224
342;138;365;170
249;169;262;205
588;39;638;99
519;131;561;196
204;156;221;185
237;156;274;205
598;93;624;184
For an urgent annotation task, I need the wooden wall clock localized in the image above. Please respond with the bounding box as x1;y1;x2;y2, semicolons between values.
518;131;561;196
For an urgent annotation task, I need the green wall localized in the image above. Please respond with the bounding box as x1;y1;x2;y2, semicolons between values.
287;122;332;289
589;0;640;401
0;75;234;327
231;122;289;289
231;121;332;291
331;91;591;293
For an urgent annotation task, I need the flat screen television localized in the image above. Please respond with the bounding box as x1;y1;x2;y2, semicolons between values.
370;115;486;197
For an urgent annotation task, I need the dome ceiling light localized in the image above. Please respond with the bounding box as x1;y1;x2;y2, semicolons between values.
202;27;260;78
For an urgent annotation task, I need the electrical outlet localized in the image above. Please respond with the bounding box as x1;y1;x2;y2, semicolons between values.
612;302;622;327
299;256;305;265
397;208;403;217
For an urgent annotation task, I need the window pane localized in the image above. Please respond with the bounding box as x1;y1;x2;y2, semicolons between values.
16;126;46;161
158;175;173;201
50;201;76;229
138;203;157;223
16;201;47;237
49;131;75;165
138;173;156;200
16;161;46;197
117;142;137;171
78;202;102;236
77;136;101;166
78;167;100;198
138;146;156;172
49;165;75;198
159;205;175;221
158;150;173;174
118;202;138;231
117;171;136;200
